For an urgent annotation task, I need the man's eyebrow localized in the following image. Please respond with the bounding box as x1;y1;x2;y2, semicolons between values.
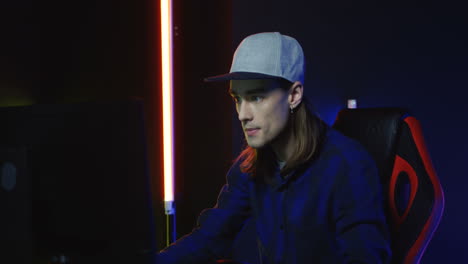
229;87;267;96
246;88;267;94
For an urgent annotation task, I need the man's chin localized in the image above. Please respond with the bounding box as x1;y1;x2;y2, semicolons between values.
246;139;266;149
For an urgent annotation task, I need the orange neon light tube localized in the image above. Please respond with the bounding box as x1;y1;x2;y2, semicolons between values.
161;0;175;211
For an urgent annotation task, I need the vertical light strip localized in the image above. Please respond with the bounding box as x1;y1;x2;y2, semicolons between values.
160;0;175;214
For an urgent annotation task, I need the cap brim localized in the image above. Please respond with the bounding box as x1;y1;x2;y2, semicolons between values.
204;71;282;82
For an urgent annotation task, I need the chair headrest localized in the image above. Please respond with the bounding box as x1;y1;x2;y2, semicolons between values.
332;107;409;184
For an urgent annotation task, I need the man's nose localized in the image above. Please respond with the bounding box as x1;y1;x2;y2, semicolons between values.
237;102;252;122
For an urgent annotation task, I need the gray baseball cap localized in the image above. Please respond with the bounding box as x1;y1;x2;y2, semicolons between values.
205;32;305;83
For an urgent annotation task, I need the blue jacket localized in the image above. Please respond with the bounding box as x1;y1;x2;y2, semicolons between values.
157;128;391;263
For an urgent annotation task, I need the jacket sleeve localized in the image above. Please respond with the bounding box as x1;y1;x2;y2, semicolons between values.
157;164;251;264
332;150;392;263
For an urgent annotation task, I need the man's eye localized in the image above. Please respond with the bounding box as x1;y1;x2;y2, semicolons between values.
251;96;263;102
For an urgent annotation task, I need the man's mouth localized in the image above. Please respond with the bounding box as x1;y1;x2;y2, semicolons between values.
245;128;260;136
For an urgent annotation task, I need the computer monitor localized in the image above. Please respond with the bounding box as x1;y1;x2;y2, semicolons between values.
0;100;157;264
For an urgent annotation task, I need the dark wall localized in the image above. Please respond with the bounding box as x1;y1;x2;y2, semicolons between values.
231;0;467;262
171;0;234;239
0;1;37;106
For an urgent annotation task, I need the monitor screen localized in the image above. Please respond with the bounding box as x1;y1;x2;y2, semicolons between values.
0;100;157;264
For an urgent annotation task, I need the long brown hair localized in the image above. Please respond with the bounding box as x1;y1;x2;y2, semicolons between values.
234;81;327;182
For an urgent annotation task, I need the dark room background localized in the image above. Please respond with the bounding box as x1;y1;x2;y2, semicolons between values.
2;0;467;263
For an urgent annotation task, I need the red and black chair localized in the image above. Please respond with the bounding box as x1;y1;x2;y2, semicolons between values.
332;107;445;264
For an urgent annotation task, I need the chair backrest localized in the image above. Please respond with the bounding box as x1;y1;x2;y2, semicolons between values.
332;107;445;264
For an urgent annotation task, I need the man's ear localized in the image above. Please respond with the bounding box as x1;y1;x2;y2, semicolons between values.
288;81;303;109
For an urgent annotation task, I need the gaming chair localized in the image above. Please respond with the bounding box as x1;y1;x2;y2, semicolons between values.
332;107;445;264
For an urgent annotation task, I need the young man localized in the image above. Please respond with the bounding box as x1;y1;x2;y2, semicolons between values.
157;32;391;263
